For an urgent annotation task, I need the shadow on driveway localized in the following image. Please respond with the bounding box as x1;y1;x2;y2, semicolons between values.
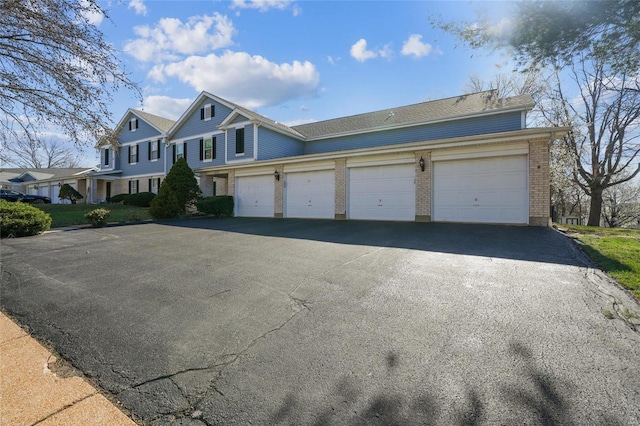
161;217;588;267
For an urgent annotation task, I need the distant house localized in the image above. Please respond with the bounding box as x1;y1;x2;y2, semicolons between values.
0;168;97;204
92;90;570;226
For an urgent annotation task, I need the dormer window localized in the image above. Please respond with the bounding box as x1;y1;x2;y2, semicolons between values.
200;104;215;121
129;117;138;132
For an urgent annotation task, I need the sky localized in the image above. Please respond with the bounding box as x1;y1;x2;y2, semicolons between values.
78;0;515;165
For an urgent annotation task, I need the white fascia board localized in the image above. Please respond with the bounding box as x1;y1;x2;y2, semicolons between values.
113;109;168;136
168;91;244;138
169;129;225;145
218;109;252;128
304;104;537;142
119;172;166;179
195;127;570;174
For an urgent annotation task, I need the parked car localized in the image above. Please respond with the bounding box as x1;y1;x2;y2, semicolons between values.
0;189;51;204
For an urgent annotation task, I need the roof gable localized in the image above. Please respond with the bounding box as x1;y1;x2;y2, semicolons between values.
112;109;175;140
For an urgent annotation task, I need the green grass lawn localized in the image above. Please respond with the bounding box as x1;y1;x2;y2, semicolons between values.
560;224;640;299
36;204;152;228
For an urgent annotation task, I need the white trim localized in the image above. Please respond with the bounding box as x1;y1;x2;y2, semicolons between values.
521;111;527;129
224;128;228;165
170;129;225;145
119;137;159;146
228;120;252;128
116;172;166;179
253;122;259;160
227;158;255;165
196;127;569;174
218;109;251;128
284;161;335;173
347;153;414;168
235;167;276;177
235;153;245;157
431;142;529;161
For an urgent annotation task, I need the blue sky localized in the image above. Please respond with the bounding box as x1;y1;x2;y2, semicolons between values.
79;0;514;164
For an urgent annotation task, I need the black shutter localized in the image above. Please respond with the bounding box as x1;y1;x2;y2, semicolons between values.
136;180;139;193
184;142;187;162
211;104;215;117
135;119;139;129
199;139;203;161
236;128;244;154
128;120;132;131
158;140;161;159
128;146;131;163
200;108;204;120
173;144;176;164
128;180;132;194
148;178;152;192
148;141;151;161
212;136;216;159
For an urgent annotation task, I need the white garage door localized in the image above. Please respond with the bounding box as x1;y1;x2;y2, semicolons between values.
433;155;528;224
236;175;274;217
39;186;49;197
285;170;335;219
51;185;60;204
348;164;415;221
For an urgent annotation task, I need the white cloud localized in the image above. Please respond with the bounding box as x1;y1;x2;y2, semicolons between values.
81;0;104;25
128;0;147;16
124;13;236;62
327;56;341;65
401;34;433;58
350;39;393;62
148;51;320;109
141;96;194;120
350;39;378;62
486;17;513;39
231;0;294;12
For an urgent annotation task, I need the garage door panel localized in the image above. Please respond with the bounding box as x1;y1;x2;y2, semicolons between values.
286;170;335;219
433;156;528;224
236;175;275;217
348;164;415;221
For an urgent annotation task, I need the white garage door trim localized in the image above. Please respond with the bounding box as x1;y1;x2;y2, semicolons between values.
348;164;415;221
432;155;529;224
235;175;275;217
285;170;335;219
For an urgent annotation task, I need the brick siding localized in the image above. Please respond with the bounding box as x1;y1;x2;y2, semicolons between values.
529;139;550;226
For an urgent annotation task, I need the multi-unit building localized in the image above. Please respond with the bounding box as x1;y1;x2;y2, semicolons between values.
90;90;569;226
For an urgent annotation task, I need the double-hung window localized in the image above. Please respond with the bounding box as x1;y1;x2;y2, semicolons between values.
129;180;139;194
200;104;215;121
235;128;245;155
173;142;186;164
128;144;138;164
200;137;215;161
149;139;160;161
129;118;138;132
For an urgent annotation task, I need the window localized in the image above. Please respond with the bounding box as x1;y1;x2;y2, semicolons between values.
149;177;161;194
200;137;215;161
173;142;186;164
235;128;245;154
128;144;138;164
129;180;139;194
129;118;138;132
104;148;110;166
200;104;215;121
149;139;160;161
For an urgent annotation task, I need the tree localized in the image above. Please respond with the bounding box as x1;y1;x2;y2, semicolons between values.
0;137;83;168
149;158;201;218
58;183;83;204
0;0;140;149
602;181;640;228
539;56;640;226
433;0;640;72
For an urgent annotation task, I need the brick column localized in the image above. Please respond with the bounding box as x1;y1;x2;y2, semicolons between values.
529;140;551;227
274;165;284;218
415;151;431;222
335;159;347;219
227;170;235;198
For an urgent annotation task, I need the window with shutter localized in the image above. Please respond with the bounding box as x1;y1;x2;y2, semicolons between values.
235;128;244;154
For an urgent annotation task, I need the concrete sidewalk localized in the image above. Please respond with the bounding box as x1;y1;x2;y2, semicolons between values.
0;312;136;426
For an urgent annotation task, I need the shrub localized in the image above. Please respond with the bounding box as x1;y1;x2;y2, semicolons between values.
58;184;83;204
149;184;181;219
109;194;128;204
196;196;234;217
124;192;156;207
0;199;52;238
85;208;110;227
149;158;201;219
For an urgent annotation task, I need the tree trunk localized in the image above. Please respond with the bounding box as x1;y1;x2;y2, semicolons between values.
587;189;603;226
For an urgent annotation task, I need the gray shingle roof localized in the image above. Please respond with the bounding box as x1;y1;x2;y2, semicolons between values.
0;168;95;182
132;109;176;133
291;90;534;139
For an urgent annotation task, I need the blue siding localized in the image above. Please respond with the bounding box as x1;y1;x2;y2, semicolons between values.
119;140;166;176
304;112;523;155
173;99;234;140
231;114;249;125
118;113;161;143
226;124;255;162
257;127;304;160
177;134;226;169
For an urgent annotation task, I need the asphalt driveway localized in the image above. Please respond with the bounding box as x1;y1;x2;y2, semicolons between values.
1;219;639;425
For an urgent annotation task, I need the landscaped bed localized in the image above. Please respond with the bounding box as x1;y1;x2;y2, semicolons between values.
560;224;640;300
35;204;151;228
